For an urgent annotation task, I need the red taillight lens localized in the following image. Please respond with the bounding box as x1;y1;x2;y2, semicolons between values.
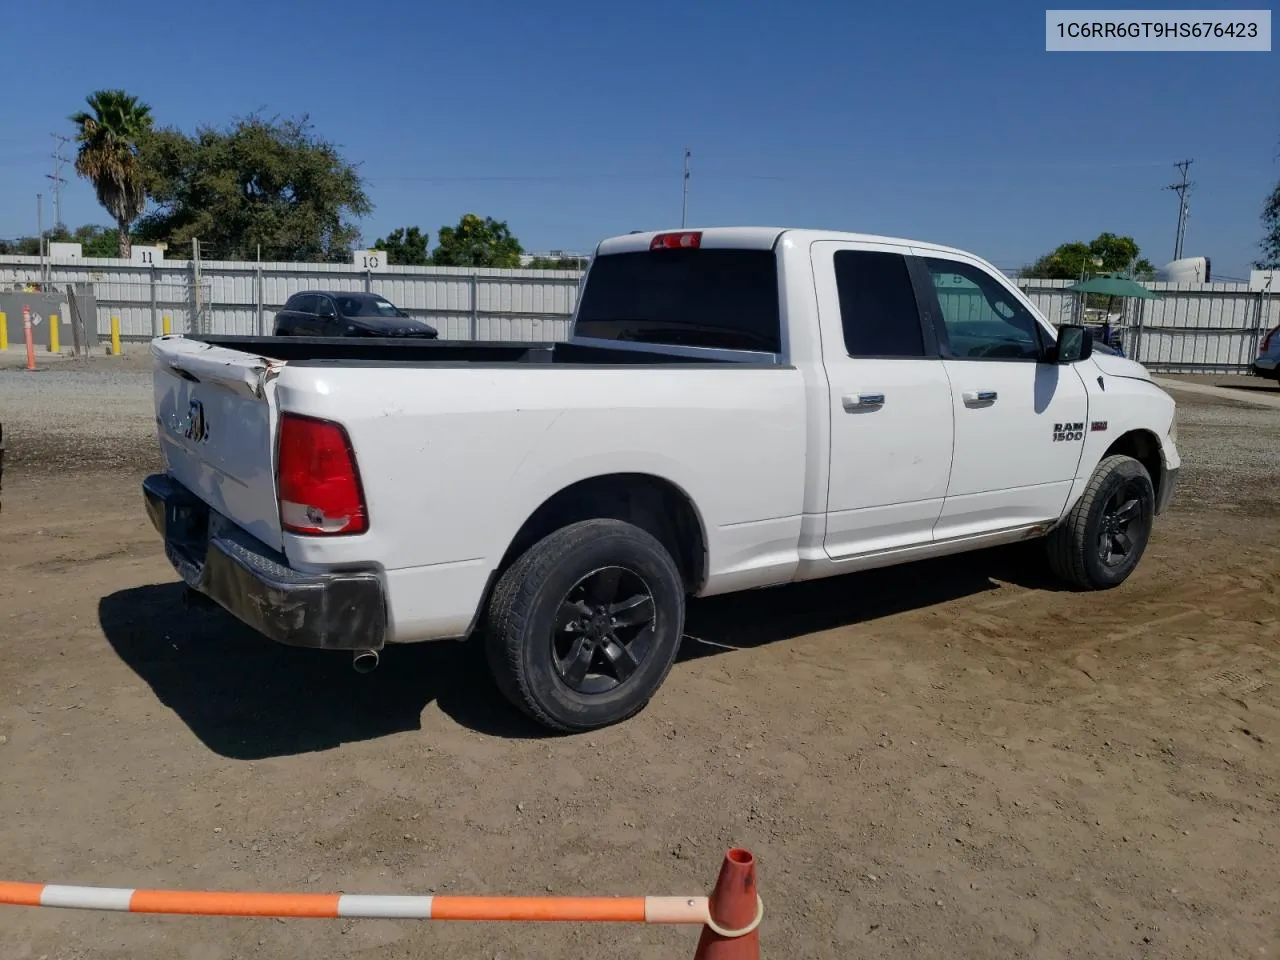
277;413;368;536
1262;326;1279;353
650;231;702;251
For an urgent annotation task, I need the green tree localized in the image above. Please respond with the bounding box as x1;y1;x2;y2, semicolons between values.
1027;232;1155;280
1257;180;1280;269
527;256;588;270
0;236;40;256
71;224;124;258
372;226;431;265
431;214;523;268
69;89;154;258
136;113;372;261
0;224;120;258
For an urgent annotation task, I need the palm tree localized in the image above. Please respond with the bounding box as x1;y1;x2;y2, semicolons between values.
69;90;153;258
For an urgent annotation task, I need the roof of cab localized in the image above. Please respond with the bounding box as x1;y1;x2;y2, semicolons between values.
594;226;976;261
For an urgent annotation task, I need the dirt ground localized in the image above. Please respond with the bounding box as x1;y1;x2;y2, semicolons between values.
2;361;1279;959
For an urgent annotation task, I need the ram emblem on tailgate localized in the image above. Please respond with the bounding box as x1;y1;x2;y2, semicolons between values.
183;398;209;443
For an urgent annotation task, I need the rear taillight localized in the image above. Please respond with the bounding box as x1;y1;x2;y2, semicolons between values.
1262;326;1279;353
277;413;368;536
650;231;702;250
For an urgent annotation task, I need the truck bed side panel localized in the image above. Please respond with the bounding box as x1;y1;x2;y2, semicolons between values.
273;363;809;641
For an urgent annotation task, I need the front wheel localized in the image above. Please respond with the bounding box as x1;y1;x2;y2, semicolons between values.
483;519;686;732
1046;454;1156;590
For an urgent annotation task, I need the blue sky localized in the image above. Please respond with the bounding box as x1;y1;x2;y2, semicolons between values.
1;0;1275;276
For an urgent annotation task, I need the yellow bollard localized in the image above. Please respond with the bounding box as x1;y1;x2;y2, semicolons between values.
162;314;172;336
49;314;59;354
110;316;122;356
0;311;7;352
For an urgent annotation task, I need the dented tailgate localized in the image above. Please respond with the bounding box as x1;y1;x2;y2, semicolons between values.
151;336;286;552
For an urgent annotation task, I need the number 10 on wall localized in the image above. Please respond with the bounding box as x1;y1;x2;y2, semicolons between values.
354;249;387;271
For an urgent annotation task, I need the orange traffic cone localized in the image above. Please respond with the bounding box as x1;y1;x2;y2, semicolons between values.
693;848;761;960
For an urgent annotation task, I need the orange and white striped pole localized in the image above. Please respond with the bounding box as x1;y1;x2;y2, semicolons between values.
0;850;764;954
0;882;709;923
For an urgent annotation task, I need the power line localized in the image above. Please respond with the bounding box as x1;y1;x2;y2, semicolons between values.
1163;159;1194;261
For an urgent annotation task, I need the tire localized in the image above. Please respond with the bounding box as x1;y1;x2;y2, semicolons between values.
483;518;686;732
1046;454;1156;590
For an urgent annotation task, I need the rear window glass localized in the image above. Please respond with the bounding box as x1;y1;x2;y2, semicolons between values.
834;250;926;358
336;295;400;317
573;249;781;353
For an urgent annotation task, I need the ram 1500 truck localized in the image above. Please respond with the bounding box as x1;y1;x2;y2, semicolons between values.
142;227;1180;732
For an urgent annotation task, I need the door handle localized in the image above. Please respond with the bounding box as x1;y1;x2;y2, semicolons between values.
842;392;885;411
962;390;998;404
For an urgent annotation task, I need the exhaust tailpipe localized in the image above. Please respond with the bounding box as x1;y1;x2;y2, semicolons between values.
352;649;380;674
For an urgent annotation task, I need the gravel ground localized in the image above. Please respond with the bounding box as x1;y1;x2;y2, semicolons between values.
1167;388;1280;516
1;355;1279;960
0;354;159;475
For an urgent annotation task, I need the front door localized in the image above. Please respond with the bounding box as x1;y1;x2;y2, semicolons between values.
914;251;1089;539
315;296;340;335
811;241;955;559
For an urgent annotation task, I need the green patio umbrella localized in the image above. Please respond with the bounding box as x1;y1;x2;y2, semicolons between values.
1066;272;1162;299
1065;273;1161;356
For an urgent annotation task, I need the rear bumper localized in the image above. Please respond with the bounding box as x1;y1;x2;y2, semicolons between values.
1252;360;1278;379
142;473;387;651
1156;465;1179;516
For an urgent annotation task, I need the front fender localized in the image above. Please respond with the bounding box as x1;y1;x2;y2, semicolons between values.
1060;369;1179;517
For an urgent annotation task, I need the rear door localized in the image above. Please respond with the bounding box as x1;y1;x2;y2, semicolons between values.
811;240;955;558
152;337;285;551
914;250;1089;538
276;294;314;336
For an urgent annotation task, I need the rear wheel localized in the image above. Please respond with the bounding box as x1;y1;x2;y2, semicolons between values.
1046;454;1155;590
483;519;685;732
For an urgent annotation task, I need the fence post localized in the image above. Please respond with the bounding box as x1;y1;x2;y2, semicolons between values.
150;264;160;338
256;264;265;335
65;286;84;357
470;273;479;340
1248;289;1267;365
1132;297;1144;363
364;268;372;294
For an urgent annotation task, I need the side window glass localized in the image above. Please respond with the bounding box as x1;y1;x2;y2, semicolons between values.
833;250;926;358
316;297;336;319
289;294;315;314
924;258;1041;361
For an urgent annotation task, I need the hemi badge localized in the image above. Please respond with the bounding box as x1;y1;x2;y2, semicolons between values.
1091;421;1108;432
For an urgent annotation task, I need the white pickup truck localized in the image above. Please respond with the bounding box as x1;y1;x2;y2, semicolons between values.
143;227;1180;732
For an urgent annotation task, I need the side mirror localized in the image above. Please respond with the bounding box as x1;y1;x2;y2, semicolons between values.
1055;324;1093;364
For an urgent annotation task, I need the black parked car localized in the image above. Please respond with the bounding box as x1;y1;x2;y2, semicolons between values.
273;291;438;338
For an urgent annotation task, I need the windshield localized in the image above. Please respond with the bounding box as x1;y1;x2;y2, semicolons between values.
573;248;781;353
337;295;404;318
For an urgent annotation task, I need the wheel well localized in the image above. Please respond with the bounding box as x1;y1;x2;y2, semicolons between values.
498;474;708;593
1103;430;1164;501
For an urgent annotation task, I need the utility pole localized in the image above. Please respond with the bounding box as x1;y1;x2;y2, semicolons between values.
48;134;72;230
1164;159;1194;261
37;193;46;283
681;146;690;228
